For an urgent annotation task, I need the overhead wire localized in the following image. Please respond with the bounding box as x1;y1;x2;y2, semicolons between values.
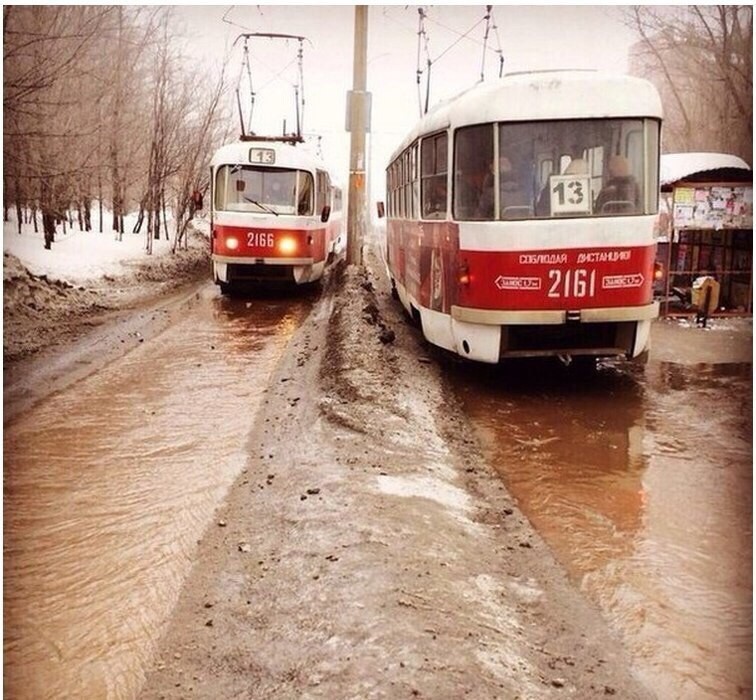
432;16;486;65
424;10;504;62
233;34;307;139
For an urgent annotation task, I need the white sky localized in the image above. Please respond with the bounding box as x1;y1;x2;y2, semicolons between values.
175;5;639;201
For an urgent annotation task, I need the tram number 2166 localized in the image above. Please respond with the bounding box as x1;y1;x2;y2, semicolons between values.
547;268;596;298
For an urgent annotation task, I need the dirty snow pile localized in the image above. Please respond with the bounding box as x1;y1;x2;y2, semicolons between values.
3;209;211;363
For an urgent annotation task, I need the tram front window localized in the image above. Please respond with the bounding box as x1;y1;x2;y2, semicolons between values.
453;118;659;221
215;165;314;215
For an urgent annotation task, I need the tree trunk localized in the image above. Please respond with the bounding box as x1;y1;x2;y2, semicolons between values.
14;175;23;234
98;170;103;233
132;195;147;233
154;202;161;240
133;197;146;233
42;212;55;249
41;179;55;248
161;191;169;241
111;6;124;242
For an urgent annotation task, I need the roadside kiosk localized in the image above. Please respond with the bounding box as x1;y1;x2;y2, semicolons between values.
657;153;752;316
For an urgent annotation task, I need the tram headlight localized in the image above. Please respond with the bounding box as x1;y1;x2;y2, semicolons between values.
225;236;239;251
653;261;664;281
278;237;297;255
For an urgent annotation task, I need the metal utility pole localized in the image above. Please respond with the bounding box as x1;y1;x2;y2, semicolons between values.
346;5;369;265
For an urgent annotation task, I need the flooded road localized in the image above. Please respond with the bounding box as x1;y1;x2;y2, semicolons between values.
4;284;313;699
449;357;752;699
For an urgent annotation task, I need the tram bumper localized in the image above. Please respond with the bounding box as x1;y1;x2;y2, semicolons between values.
449;302;658;363
212;255;321;285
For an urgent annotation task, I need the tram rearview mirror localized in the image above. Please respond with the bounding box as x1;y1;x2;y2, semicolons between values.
320;205;331;223
376;201;385;219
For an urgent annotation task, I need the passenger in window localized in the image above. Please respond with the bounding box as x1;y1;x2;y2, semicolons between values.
595;155;640;214
475;160;496;219
477;155;529;219
424;178;447;218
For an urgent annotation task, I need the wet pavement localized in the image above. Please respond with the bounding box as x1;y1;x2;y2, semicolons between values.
3;285;314;699
4;282;752;700
448;353;752;699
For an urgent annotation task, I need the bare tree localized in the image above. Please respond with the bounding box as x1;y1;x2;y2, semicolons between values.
4;6;114;246
172;67;228;252
626;5;752;163
4;5;231;254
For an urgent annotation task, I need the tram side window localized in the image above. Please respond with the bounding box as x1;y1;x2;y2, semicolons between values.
398;157;405;218
298;171;314;216
391;162;399;217
316;170;330;217
453;124;494;220
421;133;448;219
386;165;393;216
411;143;420;219
403;151;412;219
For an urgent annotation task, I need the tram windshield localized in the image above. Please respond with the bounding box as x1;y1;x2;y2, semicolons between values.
453;118;659;221
215;165;314;215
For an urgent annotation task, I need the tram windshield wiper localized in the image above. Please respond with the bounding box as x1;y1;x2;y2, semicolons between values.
243;196;279;216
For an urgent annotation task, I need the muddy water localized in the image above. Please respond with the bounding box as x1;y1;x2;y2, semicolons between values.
4;287;312;700
449;359;752;700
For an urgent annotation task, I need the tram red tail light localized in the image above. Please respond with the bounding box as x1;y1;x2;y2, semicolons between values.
458;262;471;286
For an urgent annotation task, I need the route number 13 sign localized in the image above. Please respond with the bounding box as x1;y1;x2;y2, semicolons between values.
549;174;592;215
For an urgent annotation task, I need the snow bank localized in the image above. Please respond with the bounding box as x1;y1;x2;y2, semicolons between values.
3;208;209;285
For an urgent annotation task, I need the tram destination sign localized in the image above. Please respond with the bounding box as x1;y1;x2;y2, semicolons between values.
249;148;276;165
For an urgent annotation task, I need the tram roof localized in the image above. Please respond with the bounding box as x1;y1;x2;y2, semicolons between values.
211;139;329;173
389;70;663;164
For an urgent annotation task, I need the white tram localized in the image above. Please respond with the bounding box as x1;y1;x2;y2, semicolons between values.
382;70;663;364
210;139;343;292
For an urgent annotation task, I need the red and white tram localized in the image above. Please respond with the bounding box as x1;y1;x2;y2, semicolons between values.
382;70;663;364
210;139;343;292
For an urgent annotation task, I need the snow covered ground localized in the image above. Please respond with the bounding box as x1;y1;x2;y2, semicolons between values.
3;208;211;363
3;209;209;285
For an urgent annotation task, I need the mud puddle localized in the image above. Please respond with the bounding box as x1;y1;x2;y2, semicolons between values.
3;287;314;699
447;358;752;699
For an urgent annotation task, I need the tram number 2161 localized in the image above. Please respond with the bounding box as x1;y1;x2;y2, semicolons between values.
547;268;596;298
